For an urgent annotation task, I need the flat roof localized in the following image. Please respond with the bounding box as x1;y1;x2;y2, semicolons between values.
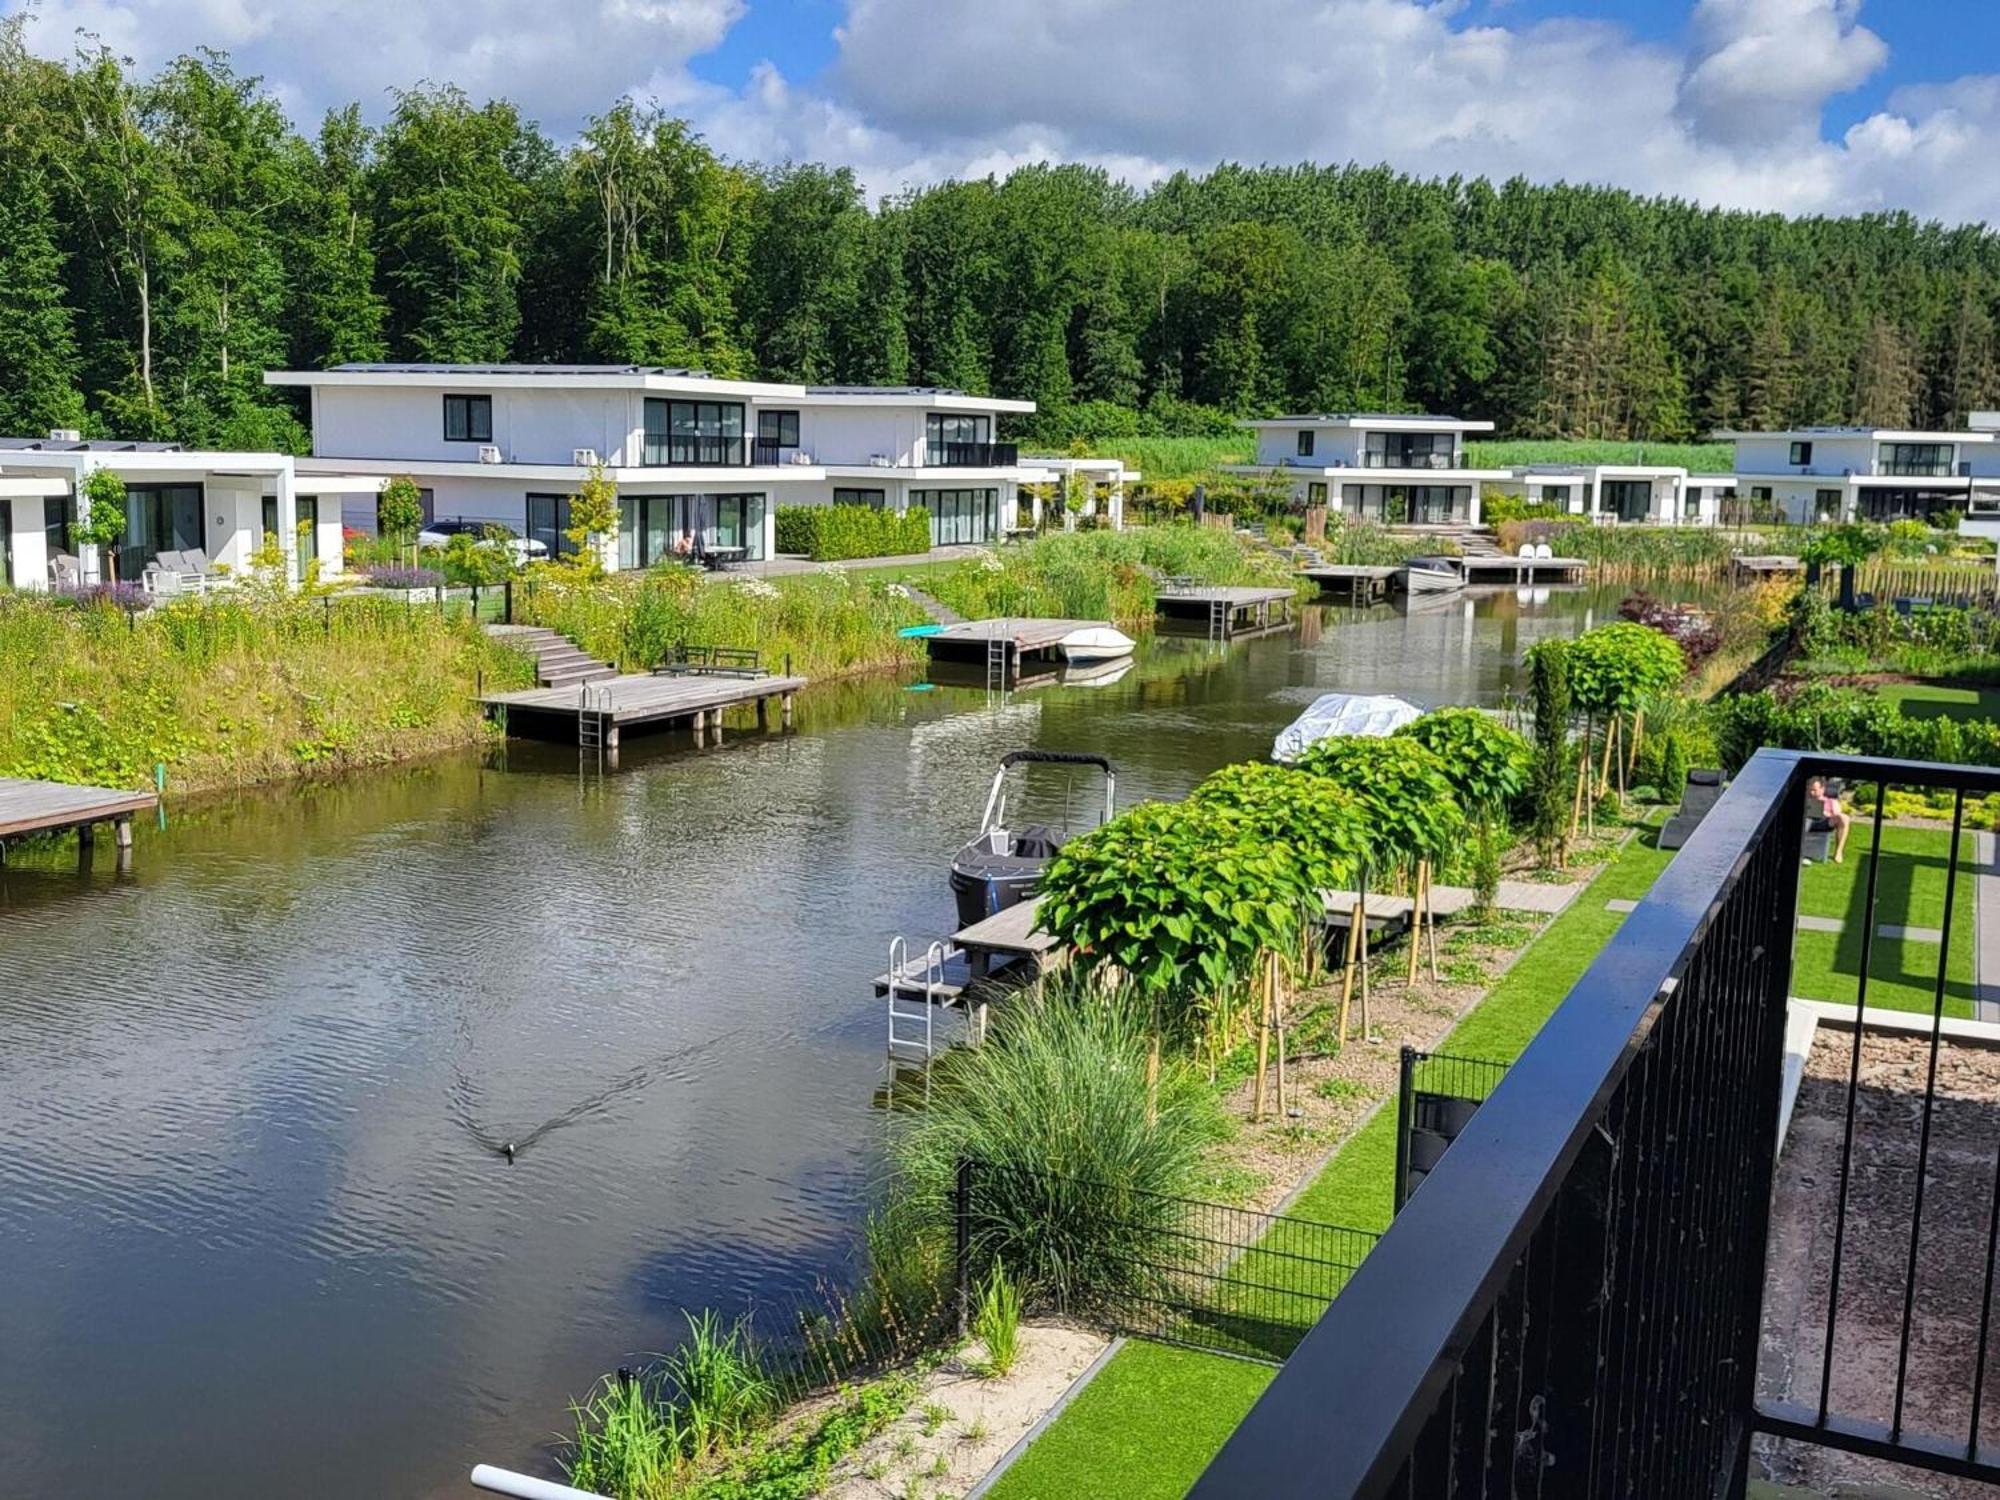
1713;426;1993;443
267;365;1035;411
1241;413;1495;431
0;436;183;452
332;361;707;377
1516;463;1688;478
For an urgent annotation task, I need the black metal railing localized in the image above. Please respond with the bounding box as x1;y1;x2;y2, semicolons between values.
1191;748;2000;1498
953;1159;1377;1364
924;441;1018;467
1394;1048;1510;1212
750;439;793;466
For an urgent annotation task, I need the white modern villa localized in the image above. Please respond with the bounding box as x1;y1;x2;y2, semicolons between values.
1222;413;1514;526
0;434;381;591
263;363;1062;567
1716;426;1991;525
1485;464;1734;526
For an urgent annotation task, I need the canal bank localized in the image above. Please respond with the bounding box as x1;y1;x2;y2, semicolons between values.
0;584;1701;1500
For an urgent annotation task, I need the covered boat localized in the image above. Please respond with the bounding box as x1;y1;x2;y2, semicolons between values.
1271;692;1422;763
950;750;1117;927
1395;555;1467;594
1057;625;1137;663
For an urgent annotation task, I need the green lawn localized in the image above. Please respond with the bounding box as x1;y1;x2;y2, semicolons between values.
1873;681;2000;723
1789;824;1978;1018
980;1341;1273;1500
981;826;1675;1498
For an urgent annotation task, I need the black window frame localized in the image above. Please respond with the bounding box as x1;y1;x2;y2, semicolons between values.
443;394;493;444
1297;429;1315;458
1878;441;1954;478
645;398;747;466
833;488;887;509
758;410;800;448
925;413;991;466
1306;482;1328;506
1789;440;1812;466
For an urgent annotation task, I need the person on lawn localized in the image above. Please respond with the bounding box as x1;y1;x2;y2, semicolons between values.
1809;777;1851;863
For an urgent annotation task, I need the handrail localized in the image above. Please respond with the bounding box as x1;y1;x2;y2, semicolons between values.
1189;747;1808;1498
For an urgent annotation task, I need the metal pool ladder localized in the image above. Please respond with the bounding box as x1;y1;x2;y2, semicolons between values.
886;936;952;1063
984;629;1008;694
576;683;611;765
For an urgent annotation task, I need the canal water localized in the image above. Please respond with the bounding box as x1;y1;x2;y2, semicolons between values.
0;586;1643;1498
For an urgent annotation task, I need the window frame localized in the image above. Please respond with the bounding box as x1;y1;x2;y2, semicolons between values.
443;394;493;444
833;488;887;509
925;413;991;465
1789;440;1812;466
1297;429;1316;458
645;398;747;466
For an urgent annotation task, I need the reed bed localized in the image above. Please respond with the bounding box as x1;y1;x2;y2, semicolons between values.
0;589;534;792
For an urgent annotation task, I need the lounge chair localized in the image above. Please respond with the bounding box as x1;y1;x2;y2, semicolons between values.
154;550;208;594
48;553;82;589
1659;769;1725;851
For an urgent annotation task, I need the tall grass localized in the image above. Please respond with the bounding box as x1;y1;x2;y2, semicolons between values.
889;978;1228;1308
0;588;534;791
1080;435;1253;478
1466;439;1736;471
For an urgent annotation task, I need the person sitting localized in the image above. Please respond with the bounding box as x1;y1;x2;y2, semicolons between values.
671;531;692;559
1808;776;1851;863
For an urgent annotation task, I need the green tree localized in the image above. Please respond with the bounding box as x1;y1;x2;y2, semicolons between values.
74;467;131;582
564;464;618;572
377;474;424;562
283;105;388;368
0;20;84;435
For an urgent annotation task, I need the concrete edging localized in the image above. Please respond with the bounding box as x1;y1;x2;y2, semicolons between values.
962;1335;1127;1500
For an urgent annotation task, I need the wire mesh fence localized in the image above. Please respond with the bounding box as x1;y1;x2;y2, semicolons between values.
1396;1047;1511;1212
958;1159;1379;1365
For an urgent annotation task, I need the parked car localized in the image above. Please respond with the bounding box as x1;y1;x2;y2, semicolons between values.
416;518;548;564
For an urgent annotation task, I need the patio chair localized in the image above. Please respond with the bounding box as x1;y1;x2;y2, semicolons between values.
48;553;82;589
153;550;207;594
1534;542;1554;559
1658;768;1725;851
1517;543;1535;558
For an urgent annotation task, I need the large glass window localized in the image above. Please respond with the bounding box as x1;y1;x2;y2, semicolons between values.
1814;488;1843;522
1878;442;1954;478
1600;480;1652;523
1342;484;1469;524
45;494;76;561
619;495;687;568
911;487;998;546
834;488;886;509
925;414;991;465
645;399;746;466
1789;441;1813;466
1296;430;1315;458
118;484;204;580
755;410;799;464
1858;488;1960;523
527;493;573;558
1363;431;1455;470
443;394;492;443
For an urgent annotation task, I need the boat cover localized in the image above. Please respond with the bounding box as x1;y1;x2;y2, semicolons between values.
1271;692;1422;763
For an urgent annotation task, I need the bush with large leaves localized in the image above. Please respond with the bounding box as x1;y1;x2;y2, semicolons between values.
1392;708;1531;818
1566;621;1686;719
1186;761;1372;891
1293;734;1464;871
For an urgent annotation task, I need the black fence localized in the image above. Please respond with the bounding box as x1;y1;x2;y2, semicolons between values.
954;1159;1378;1365
1189;748;2000;1498
1394;1048;1511;1212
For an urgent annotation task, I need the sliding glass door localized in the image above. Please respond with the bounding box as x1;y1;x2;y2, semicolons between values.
118;484;204;581
910;488;998;547
527;493;573;557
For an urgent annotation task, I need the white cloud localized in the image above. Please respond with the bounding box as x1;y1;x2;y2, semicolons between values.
11;0;2000;224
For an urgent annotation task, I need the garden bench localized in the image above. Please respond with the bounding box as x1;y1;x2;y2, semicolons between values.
654;644;765;678
1659;769;1725;851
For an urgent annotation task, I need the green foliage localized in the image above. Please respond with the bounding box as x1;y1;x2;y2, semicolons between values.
1187;762;1370;892
1712;683;2000;771
377;475;424;541
1478;490;1565;525
1294;735;1464;869
970;1265;1022;1378
1393;707;1531;815
73;468;131;573
1801;523;1886;568
1038;800;1317;1006
1566;622;1686;716
1464;439;1735;471
1526;639;1575;868
566;463;620;573
889;983;1227;1306
774;505;931;561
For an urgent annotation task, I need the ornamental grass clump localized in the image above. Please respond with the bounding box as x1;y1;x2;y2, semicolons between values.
888;980;1226;1310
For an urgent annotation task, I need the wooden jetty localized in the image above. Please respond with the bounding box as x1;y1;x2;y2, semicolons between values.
1731;553;1804;584
479;671;806;752
1155;583;1297;640
0;776;157;869
924;617;1112;689
1456;555;1587;585
1300;564;1397;602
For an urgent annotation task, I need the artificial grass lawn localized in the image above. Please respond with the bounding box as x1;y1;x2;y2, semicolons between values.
979;1341;1273;1500
1874;681;2000;722
1789;824;1979;1018
986;826;1675;1496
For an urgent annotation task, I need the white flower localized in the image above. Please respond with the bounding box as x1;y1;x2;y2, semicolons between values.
975;548;1004;573
732;575;781;600
884;582;912;599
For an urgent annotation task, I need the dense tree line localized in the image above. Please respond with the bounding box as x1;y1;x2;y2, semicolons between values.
7;23;2000;452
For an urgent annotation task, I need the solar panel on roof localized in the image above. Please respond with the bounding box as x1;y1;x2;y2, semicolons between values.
327;362;710;377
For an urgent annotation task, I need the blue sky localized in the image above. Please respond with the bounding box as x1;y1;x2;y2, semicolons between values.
12;0;2000;222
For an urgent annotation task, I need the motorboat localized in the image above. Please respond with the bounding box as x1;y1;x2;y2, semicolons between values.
1056;624;1137;663
1271;692;1423;763
1395;555;1467;594
950;750;1116;927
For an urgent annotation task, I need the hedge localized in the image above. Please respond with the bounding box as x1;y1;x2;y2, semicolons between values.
776;504;933;561
1711;683;2000;771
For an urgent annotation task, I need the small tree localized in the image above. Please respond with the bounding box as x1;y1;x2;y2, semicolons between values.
1526;640;1575;870
565;463;619;573
73;467;131;583
1567;622;1685;805
1395;708;1531;912
378;475;425;565
1802;522;1886;612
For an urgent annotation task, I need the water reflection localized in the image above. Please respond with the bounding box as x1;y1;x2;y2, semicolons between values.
0;581;1678;1498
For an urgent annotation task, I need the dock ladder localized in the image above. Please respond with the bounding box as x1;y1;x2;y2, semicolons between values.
886;936;952;1063
577;683;612;766
1208;596;1228;643
985;631;1009;695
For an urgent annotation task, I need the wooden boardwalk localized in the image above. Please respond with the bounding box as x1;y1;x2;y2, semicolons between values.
1457;555;1587;584
924;617;1117;688
480;671;807;750
0;776;157;867
873;895;1068;1000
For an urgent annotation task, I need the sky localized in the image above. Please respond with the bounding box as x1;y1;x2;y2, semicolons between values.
11;0;2000;224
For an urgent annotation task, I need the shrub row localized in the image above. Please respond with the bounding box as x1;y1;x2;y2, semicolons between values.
775;504;932;561
1712;683;2000;772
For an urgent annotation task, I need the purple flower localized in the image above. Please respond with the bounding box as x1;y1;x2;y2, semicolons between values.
362;565;445;589
56;581;150;610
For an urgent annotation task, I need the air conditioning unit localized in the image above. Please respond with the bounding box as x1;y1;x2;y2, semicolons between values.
790;451;814;465
870;454;894;468
573;448;600;468
47;427;80;443
477;445;502;465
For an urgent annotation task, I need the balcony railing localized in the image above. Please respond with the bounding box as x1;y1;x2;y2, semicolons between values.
1361;451;1463;470
1877;461;1959;478
924;441;1018;467
1190;747;2000;1499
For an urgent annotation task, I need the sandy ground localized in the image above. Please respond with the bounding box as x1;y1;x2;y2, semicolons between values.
819;1324;1108;1500
1757;1029;2000;1498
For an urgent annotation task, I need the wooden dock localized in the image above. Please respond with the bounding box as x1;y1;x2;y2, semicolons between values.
1301;564;1397;602
924;617;1112;688
1457;555;1587;585
479;671;807;751
1732;554;1804;583
0;776;157;868
873;895;1069;1001
1155;584;1297;640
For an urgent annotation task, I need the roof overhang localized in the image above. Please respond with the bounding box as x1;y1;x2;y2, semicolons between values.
267;369;802;400
1238;416;1496;433
1220;463;1514;482
297;456;831;485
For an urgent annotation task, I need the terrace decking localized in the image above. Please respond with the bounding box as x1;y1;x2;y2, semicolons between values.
1731;553;1804;582
1300;564;1398;602
0;776;157;868
479;671;806;751
1155;584;1297;640
1456;555;1586;584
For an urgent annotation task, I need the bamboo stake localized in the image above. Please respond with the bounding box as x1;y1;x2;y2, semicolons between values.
1598;712;1617;798
1338;894;1362;1044
1252;957;1271;1122
1358;869;1372;1039
1273;954;1289;1118
1406;860;1427;985
1425;865;1441;983
1628;707;1645;776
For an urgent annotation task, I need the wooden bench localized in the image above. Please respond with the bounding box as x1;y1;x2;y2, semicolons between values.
655;643;765;678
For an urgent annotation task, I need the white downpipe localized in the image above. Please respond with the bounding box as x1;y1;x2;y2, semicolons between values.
468;1464;609;1500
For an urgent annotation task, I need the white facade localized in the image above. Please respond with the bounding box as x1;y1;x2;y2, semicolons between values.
1487;464;1722;525
1015;456;1137;532
265;364;1039;567
0;436;379;592
1717;427;1988;525
1222;413;1511;525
